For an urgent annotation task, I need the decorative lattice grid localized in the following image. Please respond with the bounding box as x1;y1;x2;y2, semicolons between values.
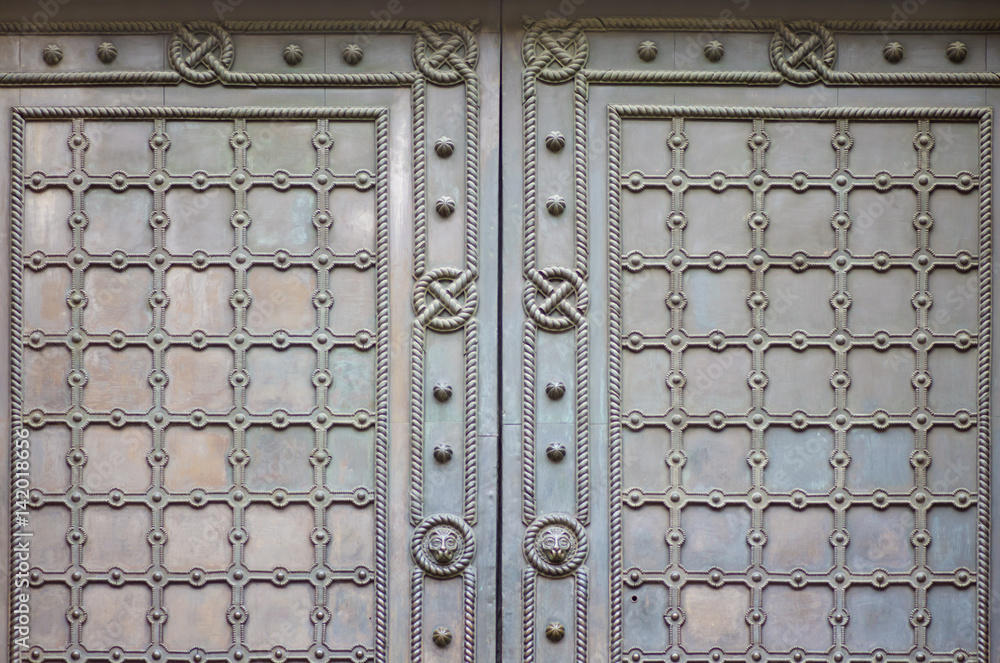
610;108;990;662
14;108;388;662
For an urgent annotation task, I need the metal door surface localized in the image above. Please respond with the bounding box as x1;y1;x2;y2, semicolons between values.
2;17;501;663
498;14;999;663
3;7;1000;663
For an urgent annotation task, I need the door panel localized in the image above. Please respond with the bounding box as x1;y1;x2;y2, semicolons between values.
4;20;498;663
501;16;996;663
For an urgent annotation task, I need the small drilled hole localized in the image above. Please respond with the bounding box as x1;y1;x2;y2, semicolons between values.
631;595;638;603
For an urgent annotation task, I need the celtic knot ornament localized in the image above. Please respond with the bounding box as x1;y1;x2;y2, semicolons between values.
522;20;589;83
411;514;475;578
168;21;235;84
768;20;837;85
412;20;480;85
413;267;478;332
523;266;589;332
524;513;588;577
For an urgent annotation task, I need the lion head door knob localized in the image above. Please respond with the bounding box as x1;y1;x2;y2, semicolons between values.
539;525;574;564
427;526;461;565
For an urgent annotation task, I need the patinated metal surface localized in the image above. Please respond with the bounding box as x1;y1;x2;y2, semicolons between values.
5;11;1000;663
610;106;989;662
5;19;497;663
502;16;997;663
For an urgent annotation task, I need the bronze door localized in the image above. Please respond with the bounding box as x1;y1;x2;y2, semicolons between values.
3;9;999;663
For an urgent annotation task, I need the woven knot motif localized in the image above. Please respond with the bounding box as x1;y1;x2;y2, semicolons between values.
769;20;837;85
413;21;480;86
413;267;478;331
168;21;235;84
522;21;589;83
523;266;588;332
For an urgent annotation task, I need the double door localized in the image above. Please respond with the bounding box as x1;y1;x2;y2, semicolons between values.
4;11;997;663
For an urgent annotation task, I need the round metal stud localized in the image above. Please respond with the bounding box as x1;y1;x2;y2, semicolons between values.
545;381;566;400
704;40;725;62
545;131;566;152
432;627;452;647
434;137;455;158
947;41;968;63
546;442;566;462
546;195;566;216
637;40;658;62
283;44;304;65
545;622;565;642
433;382;452;402
436;196;456;218
42;44;63;65
97;41;118;63
433;444;453;463
343;44;364;65
882;41;904;63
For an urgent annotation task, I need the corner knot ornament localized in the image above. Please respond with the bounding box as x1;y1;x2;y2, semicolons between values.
522;20;589;83
411;514;476;578
769;19;837;85
413;267;478;332
413;20;480;86
523;266;588;332
169;21;235;84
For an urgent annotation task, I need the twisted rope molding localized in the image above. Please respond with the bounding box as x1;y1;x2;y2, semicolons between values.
5;16;1000;35
546;17;1000;33
7;111;26;663
607;107;625;659
373;109;392;663
975;110;992;663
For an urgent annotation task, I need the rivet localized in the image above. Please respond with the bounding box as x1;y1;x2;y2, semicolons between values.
883;41;904;63
432;627;452;647
273;42;305;68
343;43;364;65
704;40;725;62
43;44;63;65
947;41;968;63
637;40;658;62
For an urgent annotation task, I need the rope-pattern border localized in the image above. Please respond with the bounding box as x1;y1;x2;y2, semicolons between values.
975;109;992;663
373;108;391;663
607;106;625;660
8;110;26;663
7;17;1000;35
607;103;992;663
